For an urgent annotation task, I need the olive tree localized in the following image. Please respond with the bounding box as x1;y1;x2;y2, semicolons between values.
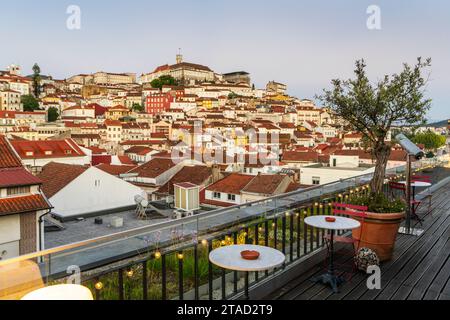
318;58;432;194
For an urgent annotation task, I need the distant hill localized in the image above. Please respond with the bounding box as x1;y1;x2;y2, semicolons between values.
427;119;449;128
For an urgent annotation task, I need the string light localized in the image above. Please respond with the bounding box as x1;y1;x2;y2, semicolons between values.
177;253;184;260
126;269;134;278
201;239;208;246
154;251;161;259
94;282;103;290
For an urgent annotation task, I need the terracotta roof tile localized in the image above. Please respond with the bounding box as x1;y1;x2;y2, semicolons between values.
157;166;212;195
96;164;136;176
128;158;177;179
206;173;254;194
0;167;42;188
0;135;22;168
242;174;288;195
0;194;51;217
37;162;88;198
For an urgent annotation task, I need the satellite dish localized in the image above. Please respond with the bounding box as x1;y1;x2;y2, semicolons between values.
134;195;144;204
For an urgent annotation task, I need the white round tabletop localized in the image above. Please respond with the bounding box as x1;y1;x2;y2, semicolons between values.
21;284;94;300
399;181;432;188
304;215;360;231
209;245;286;272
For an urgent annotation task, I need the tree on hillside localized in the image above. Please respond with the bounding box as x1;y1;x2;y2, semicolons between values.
21;95;40;111
131;103;144;112
318;58;432;194
150;75;178;89
412;131;446;150
47;107;59;122
32;63;42;97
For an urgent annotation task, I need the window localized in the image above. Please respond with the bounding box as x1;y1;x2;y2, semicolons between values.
213;192;221;199
312;177;320;185
227;194;236;201
7;186;31;196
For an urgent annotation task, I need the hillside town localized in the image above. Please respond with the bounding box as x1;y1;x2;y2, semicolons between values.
0;56;449;259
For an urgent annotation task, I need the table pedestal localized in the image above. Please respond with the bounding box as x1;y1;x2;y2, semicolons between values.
311;230;343;293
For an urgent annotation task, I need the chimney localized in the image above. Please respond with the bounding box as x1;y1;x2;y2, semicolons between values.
211;164;222;183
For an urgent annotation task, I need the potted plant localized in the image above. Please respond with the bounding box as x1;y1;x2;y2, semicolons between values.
319;58;432;261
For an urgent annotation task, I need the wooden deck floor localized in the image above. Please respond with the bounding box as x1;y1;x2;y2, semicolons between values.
265;181;450;300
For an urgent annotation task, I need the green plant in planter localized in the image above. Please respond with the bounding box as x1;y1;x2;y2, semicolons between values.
318;58;432;212
350;193;406;214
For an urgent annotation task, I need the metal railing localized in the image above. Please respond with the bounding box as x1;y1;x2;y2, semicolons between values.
1;158;442;300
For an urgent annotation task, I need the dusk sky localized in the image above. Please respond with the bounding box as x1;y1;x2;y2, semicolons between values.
1;0;449;120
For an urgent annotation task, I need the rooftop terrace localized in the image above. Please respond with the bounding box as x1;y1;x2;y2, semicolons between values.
0;157;448;300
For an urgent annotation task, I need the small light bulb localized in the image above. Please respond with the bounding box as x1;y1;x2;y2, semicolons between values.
95;282;103;290
126;269;134;278
201;239;208;246
177;253;184;260
154;251;161;259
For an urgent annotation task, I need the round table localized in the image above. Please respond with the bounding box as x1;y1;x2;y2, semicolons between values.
209;244;285;299
21;284;94;300
304;215;360;293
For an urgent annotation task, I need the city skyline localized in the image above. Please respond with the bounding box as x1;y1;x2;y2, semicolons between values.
1;0;450;120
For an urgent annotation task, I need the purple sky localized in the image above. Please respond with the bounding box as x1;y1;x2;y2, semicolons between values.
1;0;449;120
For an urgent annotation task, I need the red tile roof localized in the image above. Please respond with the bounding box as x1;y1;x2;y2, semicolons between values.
0;135;22;168
206;173;254;195
0;167;42;188
128;158;177;179
10;139;86;159
242;174;288;195
37;162;88;198
117;155;135;166
95;164;136;176
282;151;319;162
157;165;212;195
0;194;51;217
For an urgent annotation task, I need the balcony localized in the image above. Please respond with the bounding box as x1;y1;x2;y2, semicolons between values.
0;157;449;300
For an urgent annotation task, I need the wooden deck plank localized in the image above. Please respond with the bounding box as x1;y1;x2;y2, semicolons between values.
411;238;450;300
267;181;450;301
392;232;450;300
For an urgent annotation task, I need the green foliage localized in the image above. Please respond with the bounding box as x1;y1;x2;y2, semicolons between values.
32;63;41;97
228;92;239;99
426;151;435;158
150;75;178;89
350;193;406;214
131;103;144;112
318;58;432;194
21;95;40;111
47;107;59;122
411;131;446;150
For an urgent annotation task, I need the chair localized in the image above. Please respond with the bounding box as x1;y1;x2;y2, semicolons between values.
388;181;424;224
323;203;368;278
412;175;433;214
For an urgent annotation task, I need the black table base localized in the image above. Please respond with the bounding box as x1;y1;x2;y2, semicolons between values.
311;229;345;293
311;272;344;293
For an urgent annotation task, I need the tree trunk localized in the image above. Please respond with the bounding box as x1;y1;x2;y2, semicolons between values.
370;144;391;194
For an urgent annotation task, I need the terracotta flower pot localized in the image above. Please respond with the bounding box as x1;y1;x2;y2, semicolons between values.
352;211;405;262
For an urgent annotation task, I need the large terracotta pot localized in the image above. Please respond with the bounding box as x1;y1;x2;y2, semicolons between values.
352;211;405;262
